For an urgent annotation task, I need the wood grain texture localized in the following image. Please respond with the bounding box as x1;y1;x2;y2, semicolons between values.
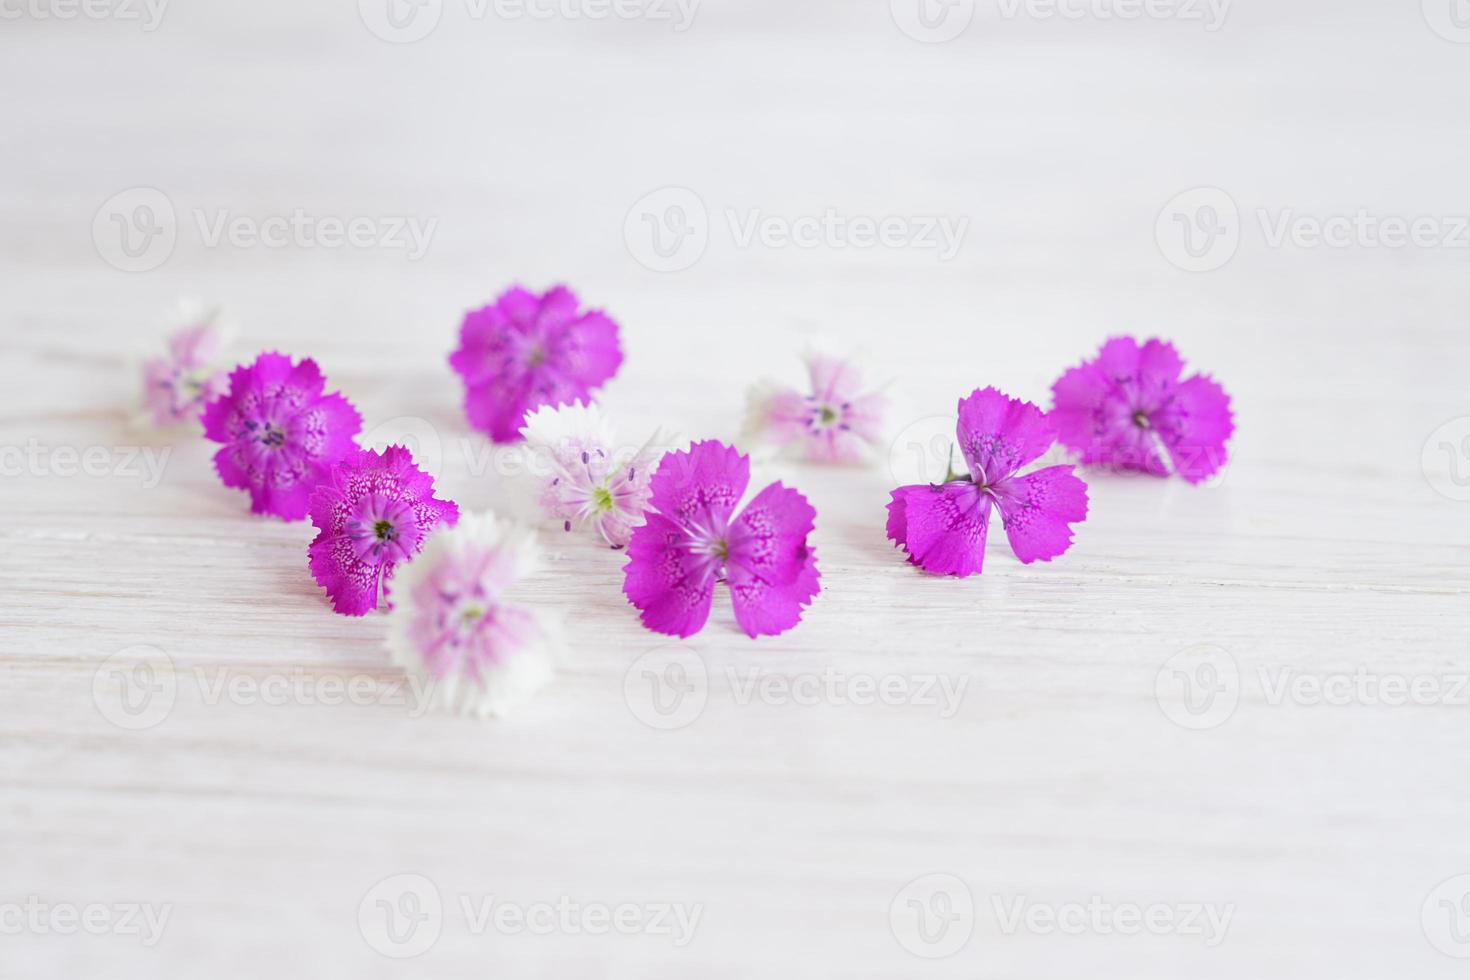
4;1;1470;976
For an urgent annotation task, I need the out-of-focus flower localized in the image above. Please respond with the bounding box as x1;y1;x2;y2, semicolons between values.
744;352;886;463
1051;336;1234;484
200;352;362;520
387;512;557;718
141;300;231;430
449;284;623;443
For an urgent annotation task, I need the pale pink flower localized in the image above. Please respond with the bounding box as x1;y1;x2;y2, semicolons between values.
387;512;558;718
744;353;886;463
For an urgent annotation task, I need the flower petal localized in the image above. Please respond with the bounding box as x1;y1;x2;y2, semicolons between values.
622;513;716;638
805;353;863;404
553;310;623;390
1156;373;1234;484
989;464;1089;564
885;481;991;577
956;387;1056;484
742;382;809;449
647;440;749;536
726;482;820;638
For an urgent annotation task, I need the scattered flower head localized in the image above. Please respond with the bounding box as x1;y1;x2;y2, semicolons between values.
1051;336;1234;484
623;440;820;638
387;512;557;718
744;352;887;463
886;387;1088;577
518;401;665;549
307;445;459;616
449;284;624;443
141;300;231;429
201;352;363;520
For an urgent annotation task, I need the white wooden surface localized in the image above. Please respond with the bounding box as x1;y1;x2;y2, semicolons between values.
4;1;1470;976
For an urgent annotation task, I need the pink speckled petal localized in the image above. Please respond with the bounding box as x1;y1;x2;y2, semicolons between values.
956;387;1056;484
646;440;750;537
622;513;716;638
885;481;991;578
726;483;820;638
990;465;1089;564
1157;373;1234;484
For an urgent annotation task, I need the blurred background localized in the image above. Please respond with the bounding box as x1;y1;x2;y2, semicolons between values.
3;1;1469;977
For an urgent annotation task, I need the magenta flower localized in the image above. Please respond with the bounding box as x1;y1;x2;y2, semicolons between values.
623;441;819;639
449;285;623;443
200;353;362;520
1051;337;1234;484
141;301;230;429
307;446;459;616
387;512;557;717
886;387;1088;577
744;353;888;463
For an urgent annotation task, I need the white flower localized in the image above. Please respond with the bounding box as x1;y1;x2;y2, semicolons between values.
518;401;666;549
386;512;558;718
